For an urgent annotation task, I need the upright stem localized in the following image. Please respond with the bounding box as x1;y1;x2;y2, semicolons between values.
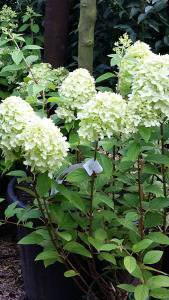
160;123;167;231
78;0;97;73
112;145;116;202
138;156;144;239
89;141;98;235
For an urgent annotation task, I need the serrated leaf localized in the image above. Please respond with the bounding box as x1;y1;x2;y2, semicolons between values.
7;170;27;177
147;276;169;288
96;72;114;83
132;239;153;253
36;173;51;197
64;270;79;278
118;284;135;293
125;142;141;162
94;192;114;209
11;49;23;65
146;154;169;165
99;253;116;265
124;256;137;274
23;45;42;50
94;229;107;241
31;24;40;33
148;232;169;245
64;241;92;258
58;232;72;241
18;232;44;245
139;127;152;142
143;251;163;265
5;202;18;218
35;250;60;261
150;288;169;299
149;197;169;210
134;284;149;300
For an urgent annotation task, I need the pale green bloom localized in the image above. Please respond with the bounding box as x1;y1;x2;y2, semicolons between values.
18;63;68;100
118;41;152;96
78;92;127;142
128;54;169;126
56;68;96;122
0;96;35;160
20;117;69;178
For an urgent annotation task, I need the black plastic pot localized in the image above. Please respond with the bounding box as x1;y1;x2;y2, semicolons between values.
7;178;82;300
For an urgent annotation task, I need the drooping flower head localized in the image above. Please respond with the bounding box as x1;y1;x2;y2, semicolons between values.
56;68;96;122
78;92;127;142
0;96;35;160
118;41;152;97
20;117;69;178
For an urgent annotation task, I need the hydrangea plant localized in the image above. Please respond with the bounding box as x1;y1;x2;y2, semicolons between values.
2;38;169;300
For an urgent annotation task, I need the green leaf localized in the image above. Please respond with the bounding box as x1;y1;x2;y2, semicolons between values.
124;256;137;274
146;154;169;165
94;192;114;209
144;184;163;197
16;186;36;198
64;270;79;278
96;72;114;83
35;250;60;261
125;142;141;162
66;169;89;184
147;276;169;288
0;198;5;203
132;239;153;253
134;285;149;300
150;288;169;299
118;284;135;293
56;185;86;212
99;244;118;251
18;23;30;32
139;127;152;142
23;45;42;50
18;232;44;245
1;64;23;73
99;253;116;265
25;55;39;66
58;232;72;242
7;170;27;177
143;164;160;175
64;241;92;258
5;202;18;218
47;97;61;103
143;251;163;265
145;212;163;228
149;198;169;210
36;173;51;197
94;229;107;241
31;23;40;33
148;232;169;245
11;49;23;65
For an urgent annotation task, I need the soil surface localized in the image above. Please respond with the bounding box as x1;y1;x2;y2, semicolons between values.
0;236;25;300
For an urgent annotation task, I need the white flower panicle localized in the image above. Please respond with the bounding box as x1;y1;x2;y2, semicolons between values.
128;54;169;127
56;68;96;122
78;92;127;142
20;117;69;178
0;96;35;158
118;41;152;96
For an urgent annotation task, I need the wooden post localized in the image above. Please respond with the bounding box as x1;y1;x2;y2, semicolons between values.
78;0;97;74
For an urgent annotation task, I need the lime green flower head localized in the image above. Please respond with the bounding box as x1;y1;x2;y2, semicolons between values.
0;96;35;160
20;117;69;178
118;41;152;97
78;91;127;142
56;68;96;122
